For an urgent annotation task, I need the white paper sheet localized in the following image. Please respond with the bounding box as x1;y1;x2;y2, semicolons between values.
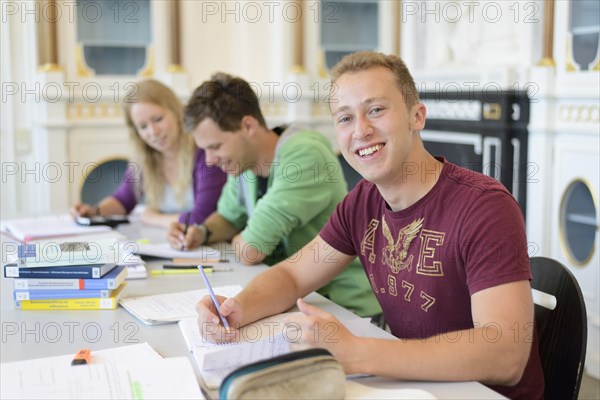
128;242;221;260
120;285;242;325
345;381;436;399
0;343;203;399
1;214;111;241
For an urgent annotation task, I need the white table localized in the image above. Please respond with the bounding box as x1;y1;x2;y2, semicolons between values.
0;225;505;399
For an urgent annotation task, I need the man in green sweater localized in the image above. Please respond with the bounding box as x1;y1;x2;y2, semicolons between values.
167;72;380;318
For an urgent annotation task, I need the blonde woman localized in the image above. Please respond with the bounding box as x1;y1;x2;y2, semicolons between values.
71;80;226;228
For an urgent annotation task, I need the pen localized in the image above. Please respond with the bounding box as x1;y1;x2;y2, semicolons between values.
151;268;213;275
163;264;215;270
172;258;228;264
198;265;231;331
181;213;191;251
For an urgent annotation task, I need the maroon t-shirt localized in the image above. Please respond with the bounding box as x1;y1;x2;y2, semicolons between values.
320;159;544;400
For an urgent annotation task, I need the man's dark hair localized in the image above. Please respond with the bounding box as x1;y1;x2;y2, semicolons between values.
184;72;267;132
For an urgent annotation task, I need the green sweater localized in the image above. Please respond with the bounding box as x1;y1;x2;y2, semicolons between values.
217;126;381;317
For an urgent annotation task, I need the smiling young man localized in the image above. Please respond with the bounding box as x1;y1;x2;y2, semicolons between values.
195;53;544;399
167;72;381;318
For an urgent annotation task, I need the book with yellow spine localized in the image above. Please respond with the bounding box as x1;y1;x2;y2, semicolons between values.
15;282;127;310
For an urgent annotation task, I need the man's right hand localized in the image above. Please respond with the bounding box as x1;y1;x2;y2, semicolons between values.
196;295;243;343
167;222;205;250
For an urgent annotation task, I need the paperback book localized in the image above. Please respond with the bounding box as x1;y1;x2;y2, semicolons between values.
14;282;127;310
4;263;118;279
14;287;114;301
12;264;127;290
14;239;126;268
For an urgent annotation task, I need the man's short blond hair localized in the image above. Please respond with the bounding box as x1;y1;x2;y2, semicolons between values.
331;51;420;110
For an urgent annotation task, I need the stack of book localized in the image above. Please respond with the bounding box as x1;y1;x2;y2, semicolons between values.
3;240;129;310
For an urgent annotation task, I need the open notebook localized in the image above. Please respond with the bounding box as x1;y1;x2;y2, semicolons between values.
179;311;374;389
179;312;301;389
180;314;437;399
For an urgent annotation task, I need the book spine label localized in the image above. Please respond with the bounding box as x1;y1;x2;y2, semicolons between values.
5;265;19;278
99;298;116;309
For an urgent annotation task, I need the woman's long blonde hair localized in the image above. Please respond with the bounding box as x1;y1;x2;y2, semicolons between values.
123;80;195;210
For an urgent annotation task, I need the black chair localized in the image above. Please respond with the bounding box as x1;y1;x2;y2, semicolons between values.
81;158;129;205
338;154;362;191
530;257;587;400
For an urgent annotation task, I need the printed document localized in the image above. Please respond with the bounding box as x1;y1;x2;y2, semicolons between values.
0;343;203;399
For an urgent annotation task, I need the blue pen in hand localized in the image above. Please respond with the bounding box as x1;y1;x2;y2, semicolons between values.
198;265;231;331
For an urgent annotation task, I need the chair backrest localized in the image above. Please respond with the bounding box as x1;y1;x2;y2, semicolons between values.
530;257;587;400
338;154;362;191
81;159;129;205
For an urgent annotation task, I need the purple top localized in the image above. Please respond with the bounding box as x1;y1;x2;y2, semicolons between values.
112;148;226;224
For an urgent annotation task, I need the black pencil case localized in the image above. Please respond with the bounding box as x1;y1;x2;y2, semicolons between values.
219;348;345;399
